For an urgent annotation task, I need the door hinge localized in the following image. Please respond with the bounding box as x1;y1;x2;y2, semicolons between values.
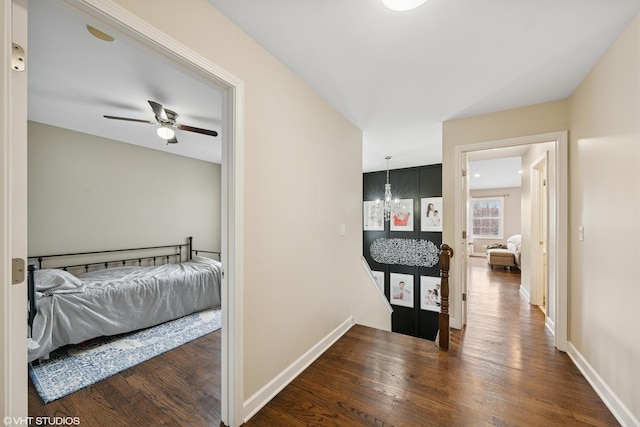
462;169;467;177
462;293;467;302
12;258;26;284
12;43;26;72
462;230;467;239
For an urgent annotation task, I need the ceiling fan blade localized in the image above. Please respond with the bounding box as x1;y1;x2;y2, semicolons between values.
148;100;167;121
103;115;155;124
176;123;218;137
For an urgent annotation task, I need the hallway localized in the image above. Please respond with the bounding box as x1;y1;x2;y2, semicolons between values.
247;256;618;426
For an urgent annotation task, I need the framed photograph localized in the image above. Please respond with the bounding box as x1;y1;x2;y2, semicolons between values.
371;270;384;294
421;197;443;232
390;273;414;308
390;199;414;231
363;201;384;231
420;276;441;312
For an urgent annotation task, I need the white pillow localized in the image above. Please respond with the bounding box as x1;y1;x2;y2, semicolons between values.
507;234;521;245
191;255;218;265
34;269;84;293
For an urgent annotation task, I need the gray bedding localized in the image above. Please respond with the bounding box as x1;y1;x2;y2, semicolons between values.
28;257;221;362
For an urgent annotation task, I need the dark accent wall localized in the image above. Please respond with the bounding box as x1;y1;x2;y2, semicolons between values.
363;164;442;340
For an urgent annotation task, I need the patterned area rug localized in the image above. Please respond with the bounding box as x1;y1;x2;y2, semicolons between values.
29;308;222;403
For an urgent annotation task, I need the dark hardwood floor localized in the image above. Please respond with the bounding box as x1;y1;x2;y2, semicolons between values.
28;329;223;426
246;257;618;426
29;257;617;426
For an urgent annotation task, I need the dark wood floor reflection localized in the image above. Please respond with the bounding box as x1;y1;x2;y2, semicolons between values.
246;257;618;426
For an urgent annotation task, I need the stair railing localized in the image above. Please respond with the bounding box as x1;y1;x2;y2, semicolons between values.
439;244;454;350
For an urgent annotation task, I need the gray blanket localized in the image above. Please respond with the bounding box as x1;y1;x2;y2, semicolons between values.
28;258;221;362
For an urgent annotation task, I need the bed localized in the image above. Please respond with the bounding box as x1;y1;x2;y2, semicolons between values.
27;237;222;363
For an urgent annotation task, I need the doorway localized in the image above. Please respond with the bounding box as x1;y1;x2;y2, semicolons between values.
454;131;568;352
5;0;245;424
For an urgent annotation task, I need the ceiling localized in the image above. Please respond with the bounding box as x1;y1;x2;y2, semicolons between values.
29;0;640;176
28;0;224;164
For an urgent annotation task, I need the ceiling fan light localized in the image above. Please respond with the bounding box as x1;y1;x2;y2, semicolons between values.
381;0;428;11
156;125;175;140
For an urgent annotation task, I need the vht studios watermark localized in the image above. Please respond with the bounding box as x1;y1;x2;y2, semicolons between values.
3;417;80;426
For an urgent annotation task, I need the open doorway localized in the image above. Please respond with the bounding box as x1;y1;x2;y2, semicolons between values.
19;0;244;424
454;132;568;352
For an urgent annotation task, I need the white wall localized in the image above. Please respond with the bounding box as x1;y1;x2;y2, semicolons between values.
469;186;521;255
28;121;221;255
108;0;391;403
568;14;640;424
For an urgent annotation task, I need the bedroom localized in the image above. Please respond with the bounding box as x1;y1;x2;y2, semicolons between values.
26;0;225;413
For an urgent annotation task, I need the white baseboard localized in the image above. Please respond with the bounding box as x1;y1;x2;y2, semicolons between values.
242;316;355;422
567;342;639;427
544;316;555;336
519;284;530;302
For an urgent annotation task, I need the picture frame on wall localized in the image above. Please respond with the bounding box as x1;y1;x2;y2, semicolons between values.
390;273;414;308
420;276;441;312
421;197;443;232
363;201;384;231
390;199;414;231
371;270;384;294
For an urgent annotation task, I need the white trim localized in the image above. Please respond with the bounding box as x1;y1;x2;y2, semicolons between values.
519;285;531;302
361;257;394;313
454;131;568;354
1;0;14;418
2;0;29;420
44;1;246;425
567;342;639;427
544;316;555;336
242;317;355;423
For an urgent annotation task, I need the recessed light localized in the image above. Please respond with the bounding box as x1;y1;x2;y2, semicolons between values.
474;174;481;178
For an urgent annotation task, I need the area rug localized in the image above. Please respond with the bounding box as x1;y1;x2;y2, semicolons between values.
29;308;222;403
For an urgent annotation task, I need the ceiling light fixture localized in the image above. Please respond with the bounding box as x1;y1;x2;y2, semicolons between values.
381;0;428;11
86;25;114;42
376;156;400;222
156;125;175;140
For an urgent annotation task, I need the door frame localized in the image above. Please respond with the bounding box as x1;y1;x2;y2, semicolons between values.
1;0;28;419
3;1;246;424
530;153;548;310
454;131;567;351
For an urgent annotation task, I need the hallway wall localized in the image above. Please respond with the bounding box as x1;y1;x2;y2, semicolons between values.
568;13;640;423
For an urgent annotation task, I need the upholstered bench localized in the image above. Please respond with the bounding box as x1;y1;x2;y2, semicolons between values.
487;248;516;269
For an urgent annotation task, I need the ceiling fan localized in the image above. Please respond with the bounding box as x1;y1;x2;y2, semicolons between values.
103;100;218;144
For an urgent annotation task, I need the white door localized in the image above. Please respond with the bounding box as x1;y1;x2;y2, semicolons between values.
460;153;470;326
1;0;29;419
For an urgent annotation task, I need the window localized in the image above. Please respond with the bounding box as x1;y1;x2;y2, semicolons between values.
471;197;504;239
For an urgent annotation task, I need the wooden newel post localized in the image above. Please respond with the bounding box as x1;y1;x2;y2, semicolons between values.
439;243;453;350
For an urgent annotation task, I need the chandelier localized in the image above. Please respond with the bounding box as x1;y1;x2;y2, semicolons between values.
378;156;399;222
